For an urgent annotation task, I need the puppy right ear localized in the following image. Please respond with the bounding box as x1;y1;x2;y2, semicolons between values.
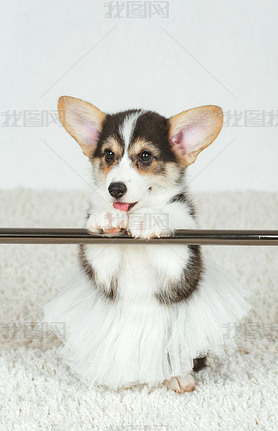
58;96;106;157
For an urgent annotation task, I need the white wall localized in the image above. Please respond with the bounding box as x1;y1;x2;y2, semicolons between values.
0;0;277;191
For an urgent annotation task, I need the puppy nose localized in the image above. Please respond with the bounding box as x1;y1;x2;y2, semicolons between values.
108;182;127;199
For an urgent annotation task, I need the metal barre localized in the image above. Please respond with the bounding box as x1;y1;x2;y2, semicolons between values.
0;228;277;245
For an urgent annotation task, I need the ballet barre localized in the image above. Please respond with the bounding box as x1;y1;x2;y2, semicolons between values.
0;228;277;245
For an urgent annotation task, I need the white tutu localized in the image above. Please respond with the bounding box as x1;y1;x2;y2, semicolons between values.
43;259;251;389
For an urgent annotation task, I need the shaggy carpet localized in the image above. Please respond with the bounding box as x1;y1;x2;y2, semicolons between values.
0;189;277;431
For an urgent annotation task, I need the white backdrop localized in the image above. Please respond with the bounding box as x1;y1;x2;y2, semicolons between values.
0;0;277;191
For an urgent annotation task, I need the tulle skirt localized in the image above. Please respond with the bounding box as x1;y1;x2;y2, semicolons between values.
43;260;251;389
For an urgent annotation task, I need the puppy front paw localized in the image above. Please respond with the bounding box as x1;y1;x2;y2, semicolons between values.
86;210;128;234
127;209;171;239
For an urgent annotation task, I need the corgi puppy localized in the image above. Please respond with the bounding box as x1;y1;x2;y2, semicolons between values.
44;97;250;393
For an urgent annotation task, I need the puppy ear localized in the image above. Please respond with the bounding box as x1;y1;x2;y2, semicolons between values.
58;96;106;157
168;105;223;166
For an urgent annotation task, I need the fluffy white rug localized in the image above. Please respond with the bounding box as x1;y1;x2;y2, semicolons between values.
0;189;277;431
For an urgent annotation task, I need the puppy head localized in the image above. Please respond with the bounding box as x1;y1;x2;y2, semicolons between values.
58;96;223;210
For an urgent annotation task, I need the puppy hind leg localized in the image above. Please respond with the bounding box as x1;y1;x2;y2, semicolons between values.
193;356;207;372
164;373;195;393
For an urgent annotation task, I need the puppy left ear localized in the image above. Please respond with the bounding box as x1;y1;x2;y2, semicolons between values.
168;105;223;166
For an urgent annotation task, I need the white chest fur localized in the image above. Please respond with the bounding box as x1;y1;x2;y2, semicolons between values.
83;243;191;305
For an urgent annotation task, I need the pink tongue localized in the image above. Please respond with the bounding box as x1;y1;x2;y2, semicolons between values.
113;202;129;212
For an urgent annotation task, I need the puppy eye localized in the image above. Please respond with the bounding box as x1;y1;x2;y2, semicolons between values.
104;149;115;163
140;151;153;163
